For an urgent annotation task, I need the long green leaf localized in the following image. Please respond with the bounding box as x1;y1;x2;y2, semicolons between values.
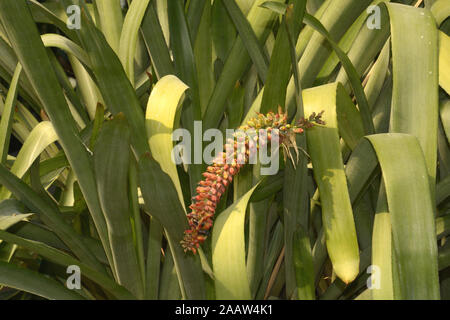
94;114;144;298
0;121;57;200
194;0;214;115
366;134;440;299
145;217;163;300
0;63;21;164
386;3;439;187
212;184;259;299
138;154;205;299
119;0;151;85
146;75;189;207
303;83;360;284
0;260;85;300
293;226;315;300
94;0;123;54
141;3;175;79
371;185;393;300
282;0;310;299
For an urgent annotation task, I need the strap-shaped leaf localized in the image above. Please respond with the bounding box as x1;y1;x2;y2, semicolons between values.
145;75;189;208
94;114;144;298
386;3;439;186
0;63;21;164
365;133;440;299
212;184;259;299
0;121;57;200
0;260;85;300
304;82;360;284
138;153;205;299
119;0;151;85
371;185;393;300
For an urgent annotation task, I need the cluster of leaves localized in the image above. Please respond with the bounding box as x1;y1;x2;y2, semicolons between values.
0;0;448;301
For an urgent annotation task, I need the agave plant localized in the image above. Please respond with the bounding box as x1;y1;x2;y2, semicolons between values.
0;0;449;301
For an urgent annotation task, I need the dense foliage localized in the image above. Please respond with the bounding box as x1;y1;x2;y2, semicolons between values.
0;0;449;300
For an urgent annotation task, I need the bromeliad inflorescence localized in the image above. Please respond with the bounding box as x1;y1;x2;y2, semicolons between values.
181;107;324;254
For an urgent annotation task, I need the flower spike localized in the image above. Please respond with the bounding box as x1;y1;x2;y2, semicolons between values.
181;109;324;253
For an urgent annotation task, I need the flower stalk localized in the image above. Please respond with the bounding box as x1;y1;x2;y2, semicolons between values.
181;108;324;254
